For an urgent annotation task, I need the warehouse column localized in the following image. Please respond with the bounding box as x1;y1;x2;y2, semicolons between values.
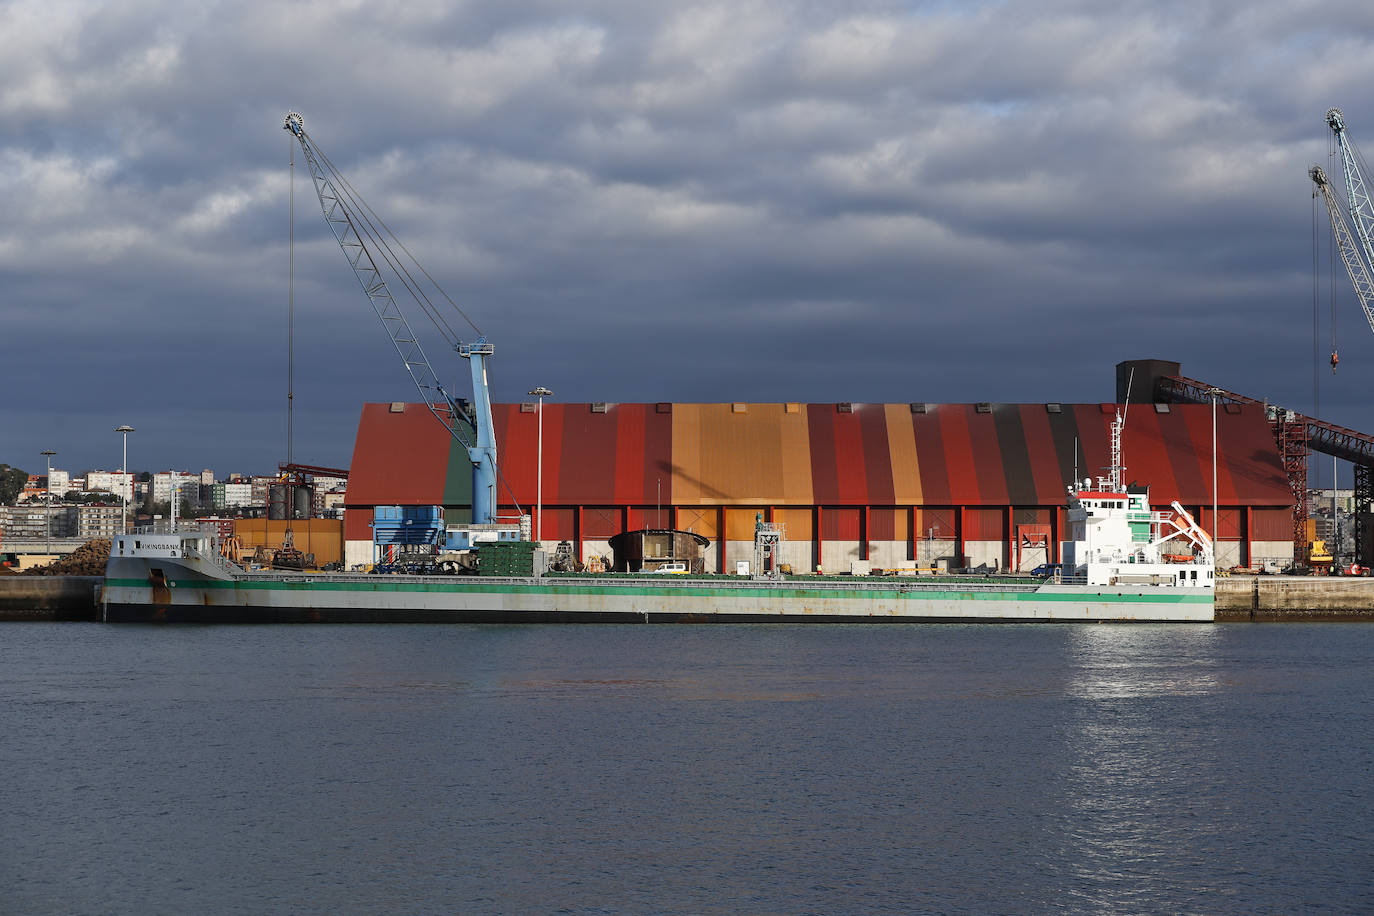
861;506;870;562
1006;506;1014;573
718;506;725;574
815;506;824;574
1245;505;1253;568
957;505;967;570
908;506;916;562
1051;506;1060;563
576;506;584;564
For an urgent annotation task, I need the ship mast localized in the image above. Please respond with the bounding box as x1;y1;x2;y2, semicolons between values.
1108;409;1126;491
1108;371;1132;491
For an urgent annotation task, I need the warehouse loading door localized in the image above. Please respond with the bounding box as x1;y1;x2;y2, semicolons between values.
1015;524;1052;572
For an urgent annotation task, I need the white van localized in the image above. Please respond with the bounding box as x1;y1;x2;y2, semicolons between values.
651;562;688;574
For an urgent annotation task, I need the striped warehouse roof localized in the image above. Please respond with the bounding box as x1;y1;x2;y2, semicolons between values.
345;401;1293;510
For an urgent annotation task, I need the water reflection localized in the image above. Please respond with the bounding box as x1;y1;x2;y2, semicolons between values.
1065;624;1223;699
6;623;1371;915
1056;625;1228;912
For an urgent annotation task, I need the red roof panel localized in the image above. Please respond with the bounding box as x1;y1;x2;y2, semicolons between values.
345;403;453;506
348;401;1293;511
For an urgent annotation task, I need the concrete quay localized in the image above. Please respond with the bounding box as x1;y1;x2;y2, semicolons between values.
1215;576;1374;621
0;576;102;621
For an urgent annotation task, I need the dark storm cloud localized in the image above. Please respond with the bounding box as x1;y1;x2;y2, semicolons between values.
4;0;1374;476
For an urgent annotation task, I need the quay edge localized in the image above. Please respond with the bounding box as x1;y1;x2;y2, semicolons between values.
1214;576;1374;621
0;576;102;621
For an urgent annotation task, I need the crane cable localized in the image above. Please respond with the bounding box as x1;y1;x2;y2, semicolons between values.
324;156;479;342
1314;183;1322;410
306;133;479;345
1331;127;1340;373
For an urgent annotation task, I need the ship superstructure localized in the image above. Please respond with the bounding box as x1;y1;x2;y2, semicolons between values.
1063;409;1215;588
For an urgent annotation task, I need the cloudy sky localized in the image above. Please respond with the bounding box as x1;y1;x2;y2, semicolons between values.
5;0;1374;482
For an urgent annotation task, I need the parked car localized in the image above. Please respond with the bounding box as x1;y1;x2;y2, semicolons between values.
651;562;688;574
1030;563;1063;578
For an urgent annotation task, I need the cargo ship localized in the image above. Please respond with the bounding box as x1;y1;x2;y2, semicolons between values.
102;411;1215;624
100;117;1205;623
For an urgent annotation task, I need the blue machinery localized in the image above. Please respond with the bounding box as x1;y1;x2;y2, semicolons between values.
370;505;524;566
371;505;445;565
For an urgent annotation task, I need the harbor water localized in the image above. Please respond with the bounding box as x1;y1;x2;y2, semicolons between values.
4;622;1372;914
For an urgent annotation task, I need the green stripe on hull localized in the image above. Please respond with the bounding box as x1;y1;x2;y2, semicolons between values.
104;576;1211;606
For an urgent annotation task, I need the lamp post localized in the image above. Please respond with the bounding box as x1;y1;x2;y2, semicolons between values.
40;449;56;557
116;425;135;534
528;387;552;544
1207;388;1223;564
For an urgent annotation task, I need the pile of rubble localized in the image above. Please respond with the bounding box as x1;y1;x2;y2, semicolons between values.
29;539;112;577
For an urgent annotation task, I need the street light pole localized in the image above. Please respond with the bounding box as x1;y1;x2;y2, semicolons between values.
116;425;135;535
528;387;552;544
1207;388;1223;565
41;449;56;557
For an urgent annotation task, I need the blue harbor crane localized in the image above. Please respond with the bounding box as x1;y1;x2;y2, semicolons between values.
282;112;500;523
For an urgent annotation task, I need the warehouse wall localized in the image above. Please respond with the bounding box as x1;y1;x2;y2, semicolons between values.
819;541;861;574
963;541;1006;571
345;400;1301;576
345;540;372;570
355;529;1295;575
916;539;958;570
778;541;814;575
867;541;907;571
1250;541;1295;567
582;539;613;569
234;519;342;566
1216;542;1242;568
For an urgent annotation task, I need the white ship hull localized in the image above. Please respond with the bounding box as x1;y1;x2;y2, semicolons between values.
103;537;1214;624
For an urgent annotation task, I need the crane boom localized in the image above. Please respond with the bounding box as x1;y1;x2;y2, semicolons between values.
283;112;499;523
1327;108;1374;278
1311;164;1374;336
